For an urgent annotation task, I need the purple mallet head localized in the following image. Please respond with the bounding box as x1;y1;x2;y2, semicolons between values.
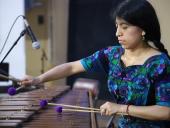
39;99;48;108
55;106;63;113
8;87;16;96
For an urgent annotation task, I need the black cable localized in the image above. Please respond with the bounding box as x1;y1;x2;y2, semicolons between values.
0;15;25;79
0;15;25;58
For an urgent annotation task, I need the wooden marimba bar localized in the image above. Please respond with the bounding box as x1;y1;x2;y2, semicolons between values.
0;85;97;128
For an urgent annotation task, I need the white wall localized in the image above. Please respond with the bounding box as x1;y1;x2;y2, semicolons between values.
47;0;69;85
0;0;25;85
150;0;170;52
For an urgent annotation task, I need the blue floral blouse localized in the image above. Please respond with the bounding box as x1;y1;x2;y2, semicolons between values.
80;46;170;128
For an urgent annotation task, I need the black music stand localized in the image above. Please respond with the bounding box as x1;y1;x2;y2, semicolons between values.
0;63;9;81
0;63;13;93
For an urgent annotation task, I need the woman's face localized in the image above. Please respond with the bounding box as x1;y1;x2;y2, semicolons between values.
115;17;144;49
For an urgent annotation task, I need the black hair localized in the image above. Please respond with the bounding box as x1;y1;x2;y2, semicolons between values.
112;0;170;58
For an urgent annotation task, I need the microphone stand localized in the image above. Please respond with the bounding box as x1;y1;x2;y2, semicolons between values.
0;29;27;64
0;29;27;92
41;49;48;74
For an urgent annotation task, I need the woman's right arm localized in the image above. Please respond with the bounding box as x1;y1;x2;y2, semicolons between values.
21;60;85;86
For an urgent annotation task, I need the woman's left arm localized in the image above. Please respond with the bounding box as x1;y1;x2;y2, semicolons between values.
100;102;170;121
126;104;170;120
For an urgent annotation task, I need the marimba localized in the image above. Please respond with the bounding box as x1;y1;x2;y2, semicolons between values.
0;85;97;128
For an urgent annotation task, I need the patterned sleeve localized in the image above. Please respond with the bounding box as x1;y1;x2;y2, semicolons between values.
80;47;110;74
149;57;170;107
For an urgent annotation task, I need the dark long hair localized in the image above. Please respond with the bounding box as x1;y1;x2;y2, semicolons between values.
112;0;170;58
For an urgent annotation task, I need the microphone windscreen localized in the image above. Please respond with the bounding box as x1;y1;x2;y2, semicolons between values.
32;41;40;49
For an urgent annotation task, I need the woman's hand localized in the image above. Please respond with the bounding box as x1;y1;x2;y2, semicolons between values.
100;102;122;116
20;75;41;86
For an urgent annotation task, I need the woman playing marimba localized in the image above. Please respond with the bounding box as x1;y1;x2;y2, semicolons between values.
21;0;170;127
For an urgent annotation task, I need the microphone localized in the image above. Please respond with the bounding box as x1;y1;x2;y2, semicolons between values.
23;16;40;49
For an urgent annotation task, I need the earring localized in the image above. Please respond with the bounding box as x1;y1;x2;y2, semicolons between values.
142;31;146;41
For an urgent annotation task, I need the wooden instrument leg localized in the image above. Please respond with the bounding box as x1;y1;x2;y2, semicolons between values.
106;115;115;128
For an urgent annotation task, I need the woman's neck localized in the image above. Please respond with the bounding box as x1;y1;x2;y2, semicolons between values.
121;43;153;67
123;43;151;58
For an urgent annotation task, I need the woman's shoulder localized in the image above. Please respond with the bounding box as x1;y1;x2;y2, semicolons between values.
103;45;124;55
145;53;170;77
106;45;123;51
